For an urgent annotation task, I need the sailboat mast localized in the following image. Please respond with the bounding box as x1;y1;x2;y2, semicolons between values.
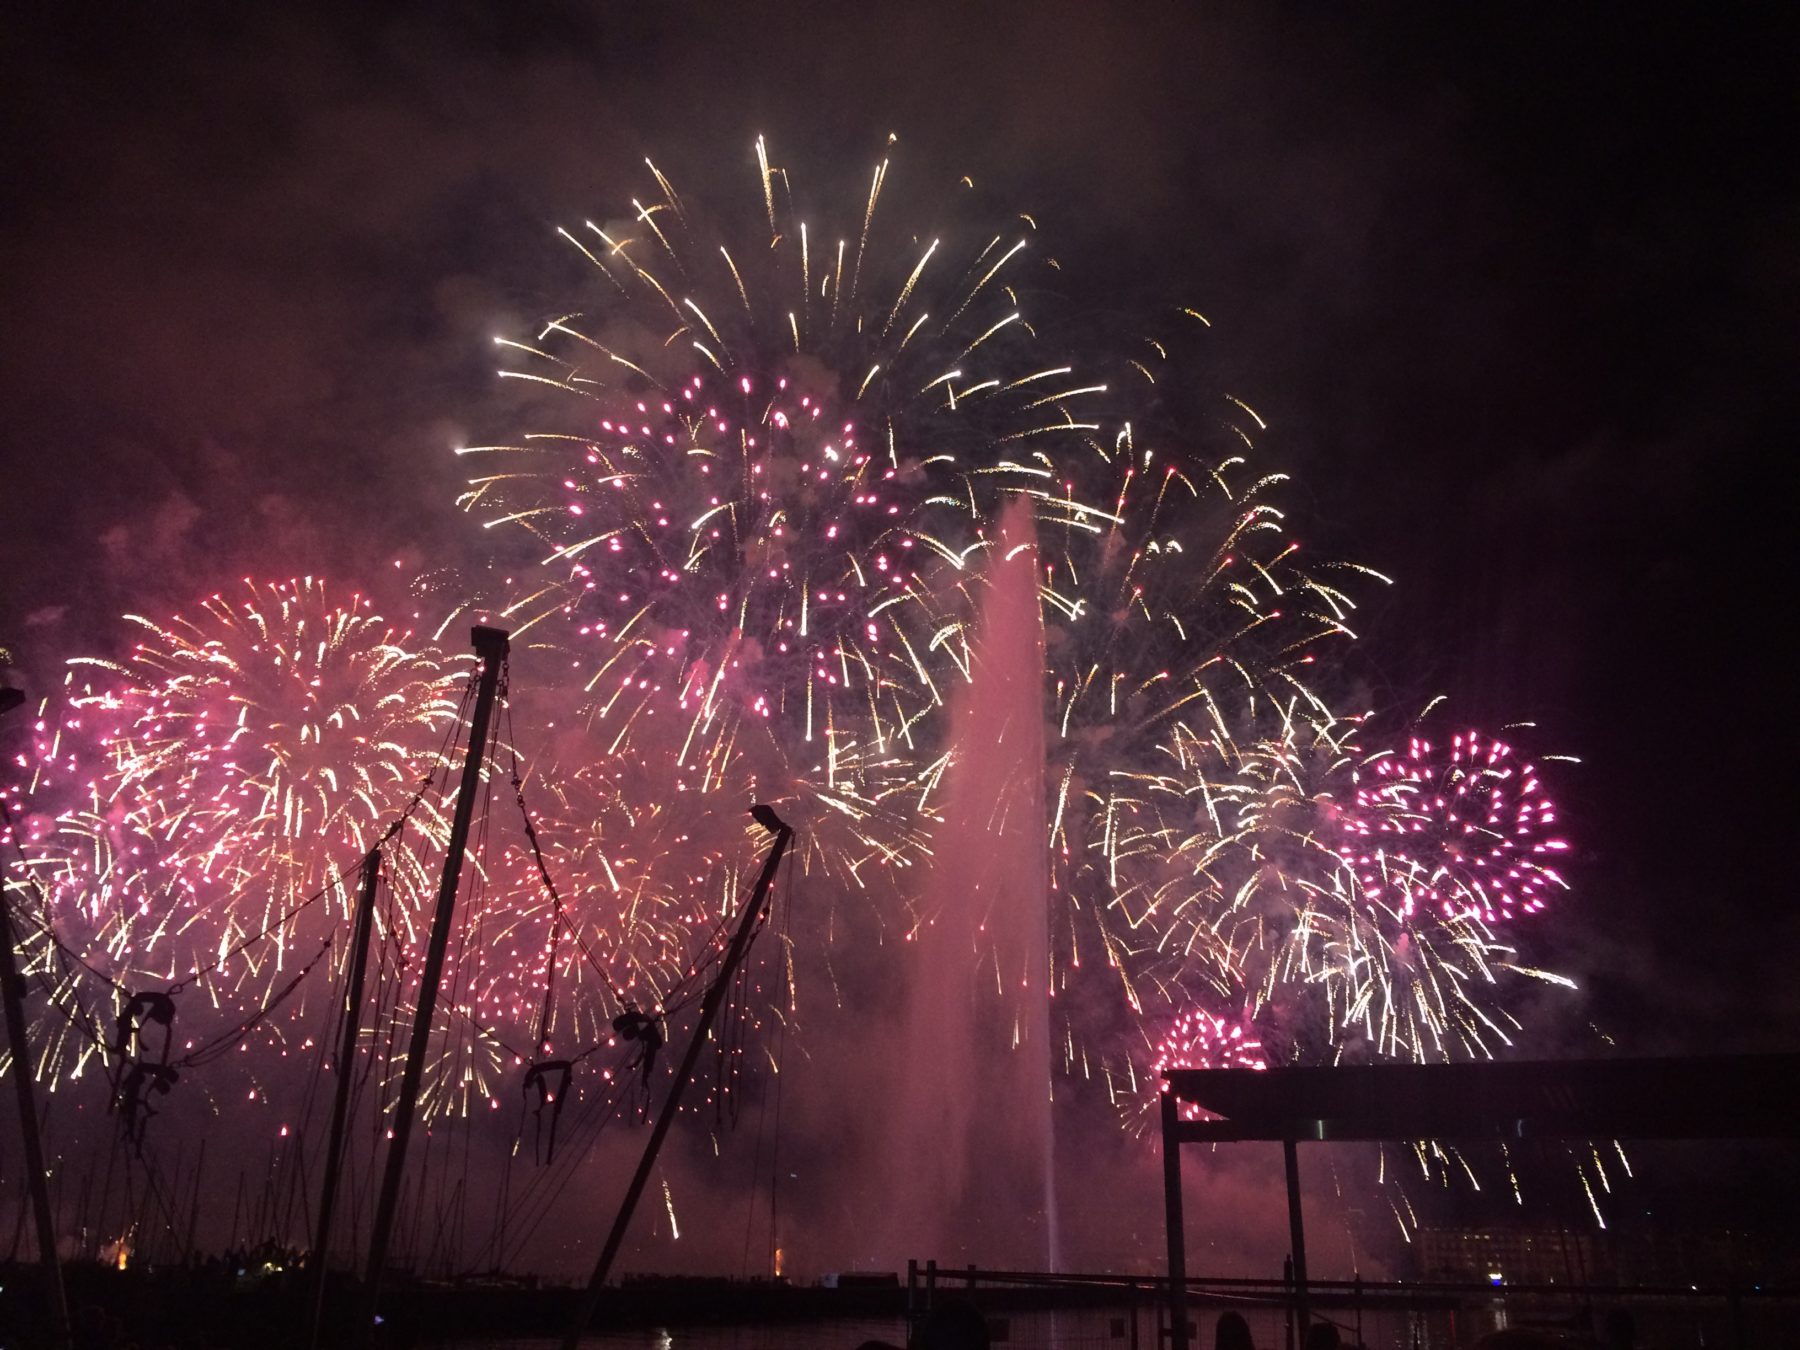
361;625;509;1337
560;805;793;1350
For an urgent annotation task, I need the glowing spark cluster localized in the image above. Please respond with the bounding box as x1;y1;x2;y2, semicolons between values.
1148;1007;1267;1122
1335;729;1569;924
4;580;465;1077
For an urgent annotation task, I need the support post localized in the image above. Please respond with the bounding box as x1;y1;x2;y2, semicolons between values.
559;808;792;1350
1283;1256;1294;1350
907;1258;918;1347
184;1138;206;1263
1161;1090;1189;1350
1;879;71;1348
0;705;73;1350
1283;1138;1309;1338
309;850;382;1349
362;625;509;1334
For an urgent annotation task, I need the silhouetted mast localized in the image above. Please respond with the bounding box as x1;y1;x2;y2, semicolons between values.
0;683;71;1349
308;849;381;1349
361;625;509;1340
561;805;793;1350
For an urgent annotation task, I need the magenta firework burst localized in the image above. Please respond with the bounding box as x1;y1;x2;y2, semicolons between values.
1148;1007;1267;1122
535;373;941;749
22;581;465;995
1335;728;1570;924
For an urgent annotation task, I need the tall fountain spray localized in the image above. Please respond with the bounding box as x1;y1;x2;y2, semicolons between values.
886;498;1057;1270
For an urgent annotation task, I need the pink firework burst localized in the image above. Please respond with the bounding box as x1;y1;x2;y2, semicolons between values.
1150;1008;1267;1122
553;372;938;739
1337;728;1570;924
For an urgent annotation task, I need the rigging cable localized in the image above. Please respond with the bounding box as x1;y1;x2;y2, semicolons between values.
501;694;630;1020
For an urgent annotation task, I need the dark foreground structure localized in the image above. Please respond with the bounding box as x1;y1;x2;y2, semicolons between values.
5;1054;1795;1347
1161;1053;1800;1350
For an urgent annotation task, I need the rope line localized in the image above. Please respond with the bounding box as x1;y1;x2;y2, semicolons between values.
501;696;629;1015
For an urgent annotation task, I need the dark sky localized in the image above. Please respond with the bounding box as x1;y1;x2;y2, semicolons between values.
2;1;1798;1273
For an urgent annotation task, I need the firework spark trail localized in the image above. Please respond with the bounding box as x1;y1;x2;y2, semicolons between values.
461;745;738;1057
1034;416;1395;1062
1112;1005;1267;1130
1023;357;1579;1086
1094;715;1577;1078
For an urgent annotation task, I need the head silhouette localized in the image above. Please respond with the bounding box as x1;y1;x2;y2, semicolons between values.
919;1298;989;1350
1215;1310;1254;1350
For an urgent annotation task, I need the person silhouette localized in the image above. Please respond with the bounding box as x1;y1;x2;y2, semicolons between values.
917;1298;989;1350
1214;1310;1254;1350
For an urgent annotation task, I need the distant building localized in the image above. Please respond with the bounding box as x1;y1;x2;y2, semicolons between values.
1416;1225;1793;1287
1417;1226;1599;1286
821;1271;901;1289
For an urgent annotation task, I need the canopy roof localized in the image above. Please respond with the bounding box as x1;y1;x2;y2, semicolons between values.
1162;1054;1800;1143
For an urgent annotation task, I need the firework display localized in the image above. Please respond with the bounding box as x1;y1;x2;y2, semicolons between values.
468;742;744;1056
450;143;1584;1113
1038;438;1377;1023
0;139;1589;1267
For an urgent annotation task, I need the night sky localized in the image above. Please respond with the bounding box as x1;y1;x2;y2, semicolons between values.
3;4;1798;1272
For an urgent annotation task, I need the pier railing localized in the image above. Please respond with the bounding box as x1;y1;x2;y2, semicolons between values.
906;1260;1799;1349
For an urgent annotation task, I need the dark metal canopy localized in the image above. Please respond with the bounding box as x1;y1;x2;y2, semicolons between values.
1157;1054;1800;1350
1163;1053;1800;1144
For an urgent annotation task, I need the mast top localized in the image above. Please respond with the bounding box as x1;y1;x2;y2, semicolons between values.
471;625;511;658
